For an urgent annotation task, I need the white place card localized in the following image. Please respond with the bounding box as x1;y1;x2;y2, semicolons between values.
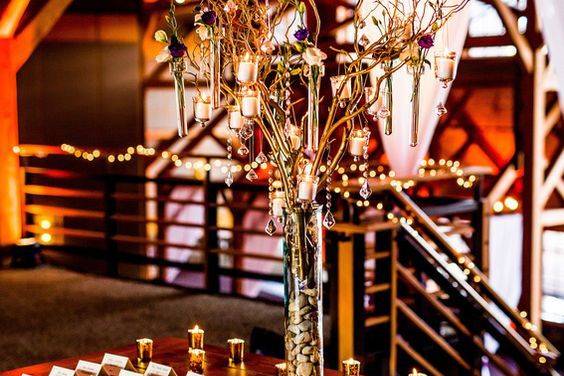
102;354;135;370
76;360;103;376
118;371;142;376
144;362;178;376
49;366;75;376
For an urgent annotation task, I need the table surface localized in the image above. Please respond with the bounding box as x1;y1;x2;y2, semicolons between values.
2;337;339;376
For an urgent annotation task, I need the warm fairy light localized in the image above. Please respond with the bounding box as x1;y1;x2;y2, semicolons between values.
539;356;546;364
504;196;519;211
493;201;504;213
39;219;52;230
520;311;528;318
39;233;52;243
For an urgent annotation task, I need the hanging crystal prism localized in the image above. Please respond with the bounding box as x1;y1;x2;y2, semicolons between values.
246;168;258;181
239;123;254;140
238;144;249;156
436;101;448;117
360;180;372;199
210;33;221;109
265;218;276;236
225;169;233;187
170;58;188;137
323;210;335;229
255;151;268;163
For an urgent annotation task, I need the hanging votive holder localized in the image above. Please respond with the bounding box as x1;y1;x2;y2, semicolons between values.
271;190;286;218
364;87;381;117
434;50;457;88
240;89;261;120
297;174;319;202
349;129;368;160
236;53;259;85
169;58;188;137
193;95;212;127
330;75;351;107
227;105;244;131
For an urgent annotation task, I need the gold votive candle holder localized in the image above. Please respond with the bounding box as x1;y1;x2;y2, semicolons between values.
227;338;245;365
342;358;360;376
275;362;287;376
188;325;204;350
188;348;206;374
136;338;153;368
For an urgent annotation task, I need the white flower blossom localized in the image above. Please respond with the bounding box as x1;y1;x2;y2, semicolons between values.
154;30;168;43
302;47;327;66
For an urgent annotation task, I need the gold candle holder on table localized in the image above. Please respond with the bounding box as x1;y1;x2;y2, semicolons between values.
409;368;427;376
188;325;204;350
275;362;287;376
227;338;245;367
136;338;153;369
341;358;360;376
188;348;206;374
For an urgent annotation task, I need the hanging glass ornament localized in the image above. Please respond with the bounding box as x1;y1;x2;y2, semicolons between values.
434;50;457;88
236;53;259;85
330;75;351;108
255;151;268;164
364;87;381;118
238;144;249;156
193;95;212;126
265;218;277;236
349;128;369;160
436;101;448;116
246;168;258;181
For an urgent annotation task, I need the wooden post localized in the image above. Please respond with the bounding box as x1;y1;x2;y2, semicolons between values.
104;178;118;277
204;169;220;293
0;38;22;247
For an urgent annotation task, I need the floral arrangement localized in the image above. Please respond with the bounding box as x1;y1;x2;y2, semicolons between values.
154;1;469;375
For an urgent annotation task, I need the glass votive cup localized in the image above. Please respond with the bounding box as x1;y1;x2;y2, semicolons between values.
136;338;153;368
187;325;204;350
342;358;361;376
188;348;206;374
227;338;245;365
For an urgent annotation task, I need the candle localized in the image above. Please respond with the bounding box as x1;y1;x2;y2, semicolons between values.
188;325;204;350
349;130;367;157
227;338;245;365
188;349;205;374
364;87;380;115
271;191;286;217
237;53;258;84
298;174;319;202
409;368;427;376
342;358;360;376
240;90;260;118
288;125;302;150
434;51;457;84
227;106;244;130
275;363;287;376
193;96;212;124
135;338;153;368
330;75;351;100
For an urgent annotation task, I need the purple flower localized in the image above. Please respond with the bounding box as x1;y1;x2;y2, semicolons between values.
169;36;187;58
201;10;217;25
294;27;309;41
418;34;434;49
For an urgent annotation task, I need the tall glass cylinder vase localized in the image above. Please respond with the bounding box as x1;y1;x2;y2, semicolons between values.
170;57;188;137
304;65;323;153
210;35;221;109
410;72;421;147
283;205;323;376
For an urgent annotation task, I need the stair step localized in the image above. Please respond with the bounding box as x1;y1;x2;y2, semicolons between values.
365;315;390;327
366;251;390;260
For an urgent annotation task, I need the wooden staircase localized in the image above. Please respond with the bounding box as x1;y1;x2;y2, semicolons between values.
327;189;560;375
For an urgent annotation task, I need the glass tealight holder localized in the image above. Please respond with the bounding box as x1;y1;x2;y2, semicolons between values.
434;50;457;88
349;129;368;158
236;53;259;85
275;363;287;376
240;90;261;119
270;190;286;218
188;348;206;374
227;105;244;130
193;96;212;126
187;325;204;350
227;338;245;366
136;338;153;369
287;124;302;151
330;75;351;105
364;87;381;116
342;358;361;376
297;174;319;202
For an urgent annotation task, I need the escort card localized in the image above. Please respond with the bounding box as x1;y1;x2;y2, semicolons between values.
102;354;135;370
76;360;103;376
118;371;142;376
144;362;178;376
48;366;75;376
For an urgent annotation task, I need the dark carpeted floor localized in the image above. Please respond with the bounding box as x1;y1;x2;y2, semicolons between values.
0;266;284;371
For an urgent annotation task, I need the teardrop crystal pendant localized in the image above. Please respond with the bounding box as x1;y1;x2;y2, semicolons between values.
323;210;335;229
436;102;448;117
237;144;249;156
377;106;390;119
246;168;258;181
265;218;277;236
225;170;233;187
255;151;268;164
239;123;254;140
360;180;372;199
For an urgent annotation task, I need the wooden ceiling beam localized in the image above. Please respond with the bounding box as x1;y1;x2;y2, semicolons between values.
0;0;30;38
12;0;73;71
